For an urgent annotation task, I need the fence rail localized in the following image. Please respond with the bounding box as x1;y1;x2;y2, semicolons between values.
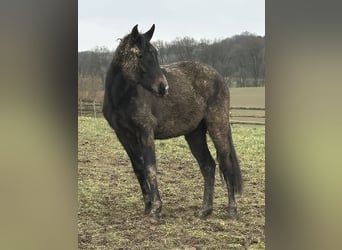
78;100;265;126
230;106;265;126
78;100;103;118
230;106;265;111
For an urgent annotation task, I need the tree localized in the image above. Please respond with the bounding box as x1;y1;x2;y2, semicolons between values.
78;33;265;94
93;46;112;88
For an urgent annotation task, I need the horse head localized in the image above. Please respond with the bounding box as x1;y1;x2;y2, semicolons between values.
119;24;169;97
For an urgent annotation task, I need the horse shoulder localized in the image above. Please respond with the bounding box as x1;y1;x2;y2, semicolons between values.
130;94;157;130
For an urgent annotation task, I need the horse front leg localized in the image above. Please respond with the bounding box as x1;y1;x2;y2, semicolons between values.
116;134;152;214
130;157;152;215
140;133;162;219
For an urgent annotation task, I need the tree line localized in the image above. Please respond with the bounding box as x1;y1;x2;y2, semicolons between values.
78;32;264;100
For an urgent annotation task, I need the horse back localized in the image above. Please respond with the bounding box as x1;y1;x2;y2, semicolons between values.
149;61;230;138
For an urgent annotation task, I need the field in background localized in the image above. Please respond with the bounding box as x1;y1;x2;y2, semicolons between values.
78;117;265;249
230;87;265;108
78;87;265;126
230;87;265;126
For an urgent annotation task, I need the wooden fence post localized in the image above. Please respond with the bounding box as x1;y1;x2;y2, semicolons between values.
93;100;97;118
80;99;83;116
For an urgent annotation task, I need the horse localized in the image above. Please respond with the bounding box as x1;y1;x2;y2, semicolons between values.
102;24;242;220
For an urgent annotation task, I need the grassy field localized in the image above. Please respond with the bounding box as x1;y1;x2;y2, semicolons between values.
78;117;265;249
229;87;265;126
230;87;265;108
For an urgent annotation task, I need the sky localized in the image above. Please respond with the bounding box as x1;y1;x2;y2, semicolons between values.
78;0;264;51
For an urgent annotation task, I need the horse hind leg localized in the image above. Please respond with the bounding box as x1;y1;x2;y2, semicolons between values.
206;120;242;219
185;121;216;218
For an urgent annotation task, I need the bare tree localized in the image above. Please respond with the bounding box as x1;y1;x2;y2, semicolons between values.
78;34;265;89
93;46;112;88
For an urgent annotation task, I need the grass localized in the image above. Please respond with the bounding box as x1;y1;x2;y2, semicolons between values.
78;117;265;249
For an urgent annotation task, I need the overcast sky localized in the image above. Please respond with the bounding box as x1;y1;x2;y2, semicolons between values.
78;0;264;51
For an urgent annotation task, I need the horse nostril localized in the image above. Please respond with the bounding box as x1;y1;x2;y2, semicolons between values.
158;84;168;96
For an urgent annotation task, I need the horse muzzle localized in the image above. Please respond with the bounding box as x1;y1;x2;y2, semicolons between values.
153;74;169;97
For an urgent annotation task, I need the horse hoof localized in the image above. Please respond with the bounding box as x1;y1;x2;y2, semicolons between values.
144;205;152;215
228;207;239;220
148;216;160;224
146;213;160;224
198;209;213;218
141;214;160;225
146;207;161;223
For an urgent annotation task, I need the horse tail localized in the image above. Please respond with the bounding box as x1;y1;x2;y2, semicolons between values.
228;124;243;194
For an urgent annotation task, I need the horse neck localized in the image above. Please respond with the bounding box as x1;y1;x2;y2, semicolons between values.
106;62;137;109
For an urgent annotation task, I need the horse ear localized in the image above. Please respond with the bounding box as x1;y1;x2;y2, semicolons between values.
144;24;155;42
131;24;139;41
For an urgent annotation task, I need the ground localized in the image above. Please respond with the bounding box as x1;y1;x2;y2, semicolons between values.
78;117;265;249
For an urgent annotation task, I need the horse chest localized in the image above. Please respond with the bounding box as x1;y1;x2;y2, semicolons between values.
113;103;157;134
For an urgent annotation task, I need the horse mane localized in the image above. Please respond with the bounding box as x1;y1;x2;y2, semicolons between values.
104;34;139;110
113;35;131;62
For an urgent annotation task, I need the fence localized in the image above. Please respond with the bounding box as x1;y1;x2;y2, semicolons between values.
78;100;265;126
230;106;265;126
78;100;103;118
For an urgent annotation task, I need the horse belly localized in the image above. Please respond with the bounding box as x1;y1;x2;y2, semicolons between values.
153;109;204;139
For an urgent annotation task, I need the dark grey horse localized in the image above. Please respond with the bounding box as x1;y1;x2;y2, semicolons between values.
103;24;242;220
